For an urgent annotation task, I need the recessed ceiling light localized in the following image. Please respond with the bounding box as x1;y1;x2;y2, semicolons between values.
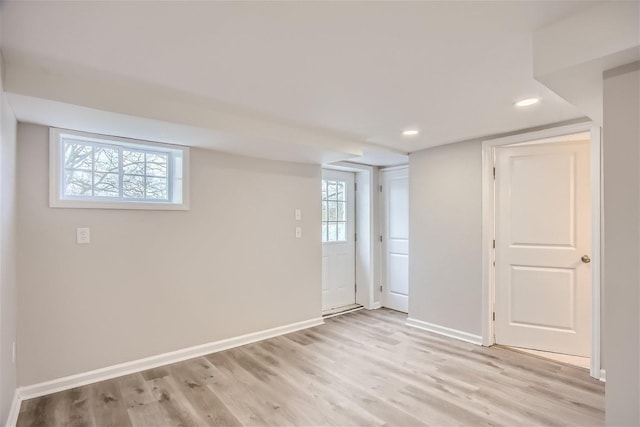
402;129;419;136
515;98;540;107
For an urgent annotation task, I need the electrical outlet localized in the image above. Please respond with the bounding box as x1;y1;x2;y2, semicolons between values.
295;227;302;238
77;228;90;244
295;209;302;220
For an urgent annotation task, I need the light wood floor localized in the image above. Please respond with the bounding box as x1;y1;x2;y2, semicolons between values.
17;309;604;426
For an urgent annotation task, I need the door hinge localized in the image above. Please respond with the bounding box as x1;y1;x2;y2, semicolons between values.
355;233;357;242
493;167;496;179
492;312;496;321
379;185;383;192
355;182;358;192
492;239;495;249
355;283;357;293
379;235;383;242
380;285;383;292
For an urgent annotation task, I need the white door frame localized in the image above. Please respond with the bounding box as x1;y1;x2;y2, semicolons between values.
323;162;380;310
481;122;603;380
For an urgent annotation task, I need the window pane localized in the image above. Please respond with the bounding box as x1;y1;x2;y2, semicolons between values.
337;181;345;201
123;150;145;175
321;223;327;243
146;177;168;200
123;174;144;198
64;142;93;170
327;201;337;221
146;153;168;177
328;222;337;242
337;222;346;241
338;201;345;221
94;146;119;172
64;171;92;196
94;173;119;197
322;201;327;222
327;181;337;200
321;179;327;194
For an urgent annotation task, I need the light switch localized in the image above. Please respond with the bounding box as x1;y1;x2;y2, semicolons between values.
295;209;302;221
295;227;302;238
77;227;90;244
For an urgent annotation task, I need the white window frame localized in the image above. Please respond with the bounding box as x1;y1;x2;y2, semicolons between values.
49;128;190;210
321;177;349;243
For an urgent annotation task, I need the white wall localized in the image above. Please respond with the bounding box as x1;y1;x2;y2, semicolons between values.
602;62;640;427
408;140;483;336
0;64;19;427
17;123;322;387
0;92;17;427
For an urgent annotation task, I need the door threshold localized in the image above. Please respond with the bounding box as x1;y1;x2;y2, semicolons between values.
503;346;590;369
322;304;363;319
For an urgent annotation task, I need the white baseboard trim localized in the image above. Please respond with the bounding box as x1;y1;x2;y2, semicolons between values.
599;369;606;382
406;318;483;346
5;390;21;427
17;317;324;401
370;302;382;309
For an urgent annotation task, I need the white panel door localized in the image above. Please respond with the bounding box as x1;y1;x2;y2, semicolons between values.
495;140;591;356
322;170;356;311
381;167;409;313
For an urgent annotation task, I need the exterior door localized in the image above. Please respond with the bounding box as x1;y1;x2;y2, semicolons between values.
495;140;591;356
381;167;409;313
321;170;356;311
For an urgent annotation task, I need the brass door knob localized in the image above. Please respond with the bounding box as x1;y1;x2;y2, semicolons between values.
581;255;591;263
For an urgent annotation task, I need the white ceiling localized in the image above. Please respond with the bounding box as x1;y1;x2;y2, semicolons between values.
1;1;598;165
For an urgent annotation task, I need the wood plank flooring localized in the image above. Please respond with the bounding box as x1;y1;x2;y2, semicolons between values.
17;309;605;426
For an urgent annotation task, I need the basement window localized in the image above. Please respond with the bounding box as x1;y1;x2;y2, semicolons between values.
49;128;189;210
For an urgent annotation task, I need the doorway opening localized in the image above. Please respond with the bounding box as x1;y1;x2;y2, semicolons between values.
321;169;357;314
380;166;409;313
321;162;378;316
482;122;602;379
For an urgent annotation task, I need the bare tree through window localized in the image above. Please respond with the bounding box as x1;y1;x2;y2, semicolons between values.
63;139;169;201
321;179;347;242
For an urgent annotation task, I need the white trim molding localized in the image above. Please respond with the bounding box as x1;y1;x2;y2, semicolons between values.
17;317;323;401
5;391;21;427
481;122;602;379
599;369;606;382
406;318;483;345
589;126;603;380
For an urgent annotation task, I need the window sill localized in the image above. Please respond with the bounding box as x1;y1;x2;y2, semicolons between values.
49;199;190;211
